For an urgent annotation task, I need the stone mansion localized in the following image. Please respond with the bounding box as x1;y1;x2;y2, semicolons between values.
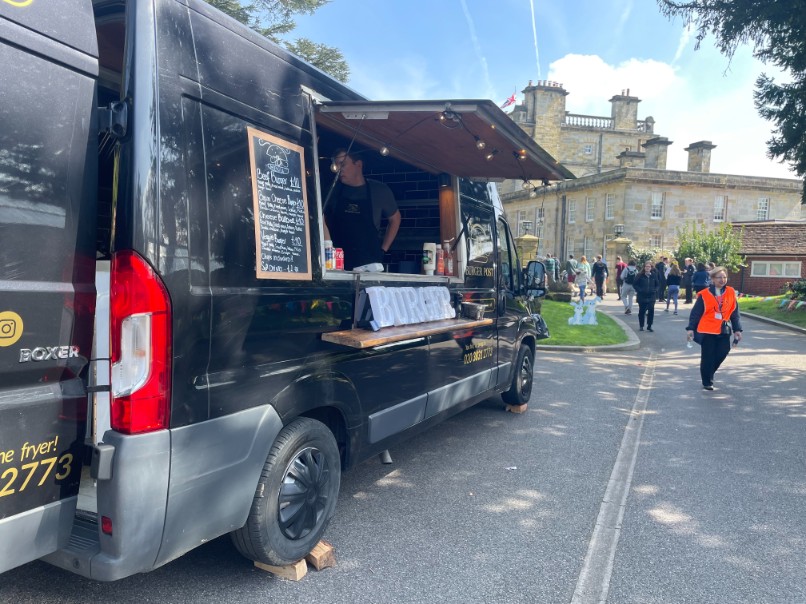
498;81;805;271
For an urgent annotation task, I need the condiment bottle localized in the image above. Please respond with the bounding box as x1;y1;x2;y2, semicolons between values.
443;241;454;276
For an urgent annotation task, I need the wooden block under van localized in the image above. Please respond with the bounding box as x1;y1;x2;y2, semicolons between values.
305;540;336;570
254;558;308;581
505;403;528;414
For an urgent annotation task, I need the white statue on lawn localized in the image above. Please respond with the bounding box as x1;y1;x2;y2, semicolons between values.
568;300;584;325
568;297;601;326
582;297;601;325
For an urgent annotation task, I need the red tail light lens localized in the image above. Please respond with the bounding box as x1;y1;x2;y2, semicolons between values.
109;251;172;434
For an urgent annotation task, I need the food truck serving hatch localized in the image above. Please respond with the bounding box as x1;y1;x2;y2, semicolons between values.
316;99;575;182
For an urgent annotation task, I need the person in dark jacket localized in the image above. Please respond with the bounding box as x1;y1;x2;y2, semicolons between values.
665;262;682;314
655;257;668;301
686;267;743;390
634;261;659;332
592;255;608;298
692;262;710;293
682;257;695;303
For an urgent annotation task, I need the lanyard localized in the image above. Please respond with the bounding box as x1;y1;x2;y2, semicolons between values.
715;290;725;315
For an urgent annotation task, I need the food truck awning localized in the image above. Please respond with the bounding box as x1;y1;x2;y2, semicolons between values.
316;99;575;182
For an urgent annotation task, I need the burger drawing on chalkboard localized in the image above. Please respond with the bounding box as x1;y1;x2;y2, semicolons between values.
259;140;291;175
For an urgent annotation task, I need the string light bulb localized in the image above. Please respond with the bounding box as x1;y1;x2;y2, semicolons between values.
474;136;486;150
379;146;390;156
485;149;499;161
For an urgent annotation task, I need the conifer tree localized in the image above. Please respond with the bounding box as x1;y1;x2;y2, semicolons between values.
207;0;349;82
658;0;806;203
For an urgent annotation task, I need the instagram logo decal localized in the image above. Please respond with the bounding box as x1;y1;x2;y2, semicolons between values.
0;311;23;347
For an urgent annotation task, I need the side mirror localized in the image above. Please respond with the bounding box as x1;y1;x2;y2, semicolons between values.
525;260;547;298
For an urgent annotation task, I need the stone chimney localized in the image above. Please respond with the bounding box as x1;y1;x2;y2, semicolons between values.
684;141;717;173
643;137;673;169
521;80;568;161
609;89;640;130
617;149;645;169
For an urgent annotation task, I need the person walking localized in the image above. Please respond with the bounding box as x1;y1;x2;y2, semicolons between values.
565;254;578;284
634;260;659;332
692;262;710;293
620;259;638;315
655;257;668;302
665;262;682;314
682;257;695;303
615;255;627;300
686;267;743;390
592;255;608;298
544;253;557;285
577;255;592;297
575;265;589;302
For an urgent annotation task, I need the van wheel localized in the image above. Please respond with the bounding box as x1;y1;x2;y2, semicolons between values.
502;345;534;405
231;417;341;566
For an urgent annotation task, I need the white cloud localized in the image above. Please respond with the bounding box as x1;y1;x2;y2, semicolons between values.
547;48;798;180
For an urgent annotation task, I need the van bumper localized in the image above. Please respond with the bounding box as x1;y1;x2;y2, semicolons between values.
43;430;170;581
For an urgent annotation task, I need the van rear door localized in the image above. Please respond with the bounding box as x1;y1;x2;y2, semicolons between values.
0;0;98;574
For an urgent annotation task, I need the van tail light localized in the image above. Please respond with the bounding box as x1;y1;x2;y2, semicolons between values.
109;251;172;434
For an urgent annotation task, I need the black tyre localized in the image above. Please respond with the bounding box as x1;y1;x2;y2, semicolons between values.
232;417;341;566
502;345;534;405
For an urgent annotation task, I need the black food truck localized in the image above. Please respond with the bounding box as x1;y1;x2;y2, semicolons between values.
0;0;572;580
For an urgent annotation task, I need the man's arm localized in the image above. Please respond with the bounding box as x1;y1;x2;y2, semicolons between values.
381;210;401;253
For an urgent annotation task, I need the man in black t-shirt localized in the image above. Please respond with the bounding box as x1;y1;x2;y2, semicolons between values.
324;149;401;270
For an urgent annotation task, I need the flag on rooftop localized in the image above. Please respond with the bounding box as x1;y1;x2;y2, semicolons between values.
500;93;516;109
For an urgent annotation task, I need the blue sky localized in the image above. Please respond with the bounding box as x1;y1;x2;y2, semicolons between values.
293;0;796;179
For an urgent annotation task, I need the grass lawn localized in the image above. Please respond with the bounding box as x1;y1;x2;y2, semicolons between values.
539;299;629;346
738;295;806;329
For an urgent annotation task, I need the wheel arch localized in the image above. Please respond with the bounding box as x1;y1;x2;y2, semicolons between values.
271;371;361;470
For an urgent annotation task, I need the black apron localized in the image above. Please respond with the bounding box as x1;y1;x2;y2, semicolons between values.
329;183;383;270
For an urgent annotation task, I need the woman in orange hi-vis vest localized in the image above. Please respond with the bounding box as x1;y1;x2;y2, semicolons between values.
685;267;744;390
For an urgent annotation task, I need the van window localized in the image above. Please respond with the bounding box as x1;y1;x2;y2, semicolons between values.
497;216;520;293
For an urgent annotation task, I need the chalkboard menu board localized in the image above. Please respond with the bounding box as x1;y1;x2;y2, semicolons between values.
248;127;312;280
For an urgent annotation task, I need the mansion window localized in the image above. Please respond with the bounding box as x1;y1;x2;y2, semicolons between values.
585;197;595;222
650;192;665;219
751;261;801;278
713;195;727;222
757;198;770;221
583;143;594;155
517;209;530;236
535;207;544;239
568;200;576;224
605;193;614;220
584;236;593;259
649;234;663;249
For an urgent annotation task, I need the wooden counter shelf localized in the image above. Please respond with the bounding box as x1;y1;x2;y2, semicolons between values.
321;317;493;349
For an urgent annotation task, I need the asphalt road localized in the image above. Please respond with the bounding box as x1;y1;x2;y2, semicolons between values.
1;298;804;603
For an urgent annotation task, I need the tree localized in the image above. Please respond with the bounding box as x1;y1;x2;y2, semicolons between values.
657;0;806;204
206;0;350;82
625;244;661;267
285;38;349;82
673;222;745;271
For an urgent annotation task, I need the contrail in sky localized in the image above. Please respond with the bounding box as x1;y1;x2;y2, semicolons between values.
459;0;495;99
529;0;542;80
